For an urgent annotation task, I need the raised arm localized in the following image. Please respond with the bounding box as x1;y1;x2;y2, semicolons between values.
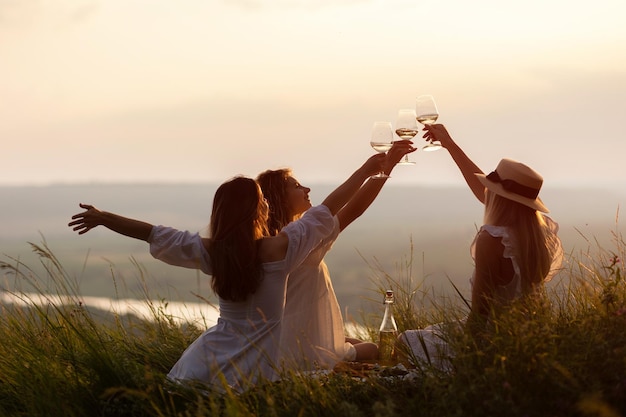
337;140;416;230
68;203;153;241
321;153;385;216
423;124;486;203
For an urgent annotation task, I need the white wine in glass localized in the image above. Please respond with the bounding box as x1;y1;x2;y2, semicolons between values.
395;109;418;165
370;121;393;179
416;95;441;151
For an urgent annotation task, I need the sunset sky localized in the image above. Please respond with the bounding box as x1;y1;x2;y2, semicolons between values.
2;0;625;187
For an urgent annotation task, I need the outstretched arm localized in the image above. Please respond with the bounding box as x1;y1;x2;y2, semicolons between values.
337;140;416;231
68;203;153;241
321;153;386;216
423;124;486;203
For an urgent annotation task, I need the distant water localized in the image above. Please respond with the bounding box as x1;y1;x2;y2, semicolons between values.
0;290;368;335
0;291;220;326
1;183;624;319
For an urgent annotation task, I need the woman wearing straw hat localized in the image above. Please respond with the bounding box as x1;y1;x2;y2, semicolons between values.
397;124;563;370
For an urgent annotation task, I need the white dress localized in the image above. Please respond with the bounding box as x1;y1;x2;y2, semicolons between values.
400;216;563;370
279;216;356;370
147;205;335;392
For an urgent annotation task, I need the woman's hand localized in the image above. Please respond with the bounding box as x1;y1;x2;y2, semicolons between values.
68;203;153;240
385;140;416;169
361;153;388;178
423;124;453;149
68;203;104;235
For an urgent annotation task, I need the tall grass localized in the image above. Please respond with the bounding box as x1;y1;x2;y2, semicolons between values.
0;226;625;417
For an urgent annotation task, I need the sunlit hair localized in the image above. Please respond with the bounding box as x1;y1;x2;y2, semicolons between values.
256;168;300;236
208;176;269;302
483;190;559;293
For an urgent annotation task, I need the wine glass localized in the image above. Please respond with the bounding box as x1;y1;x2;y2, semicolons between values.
370;121;393;179
415;95;441;151
394;109;418;165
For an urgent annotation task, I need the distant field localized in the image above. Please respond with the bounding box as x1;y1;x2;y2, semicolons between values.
1;183;624;317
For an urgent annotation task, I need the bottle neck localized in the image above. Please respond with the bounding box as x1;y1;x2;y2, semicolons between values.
379;302;397;332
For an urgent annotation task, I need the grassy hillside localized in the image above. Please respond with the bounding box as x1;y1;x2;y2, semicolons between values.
0;223;624;417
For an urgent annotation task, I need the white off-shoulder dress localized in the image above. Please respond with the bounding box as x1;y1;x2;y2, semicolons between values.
279;216;357;370
148;205;335;392
400;216;563;370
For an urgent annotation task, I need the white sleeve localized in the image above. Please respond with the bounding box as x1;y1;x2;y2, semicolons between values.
281;205;335;271
148;226;212;274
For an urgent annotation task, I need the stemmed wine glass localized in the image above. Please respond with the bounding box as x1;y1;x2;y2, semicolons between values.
394;109;418;165
370;121;393;179
415;95;441;151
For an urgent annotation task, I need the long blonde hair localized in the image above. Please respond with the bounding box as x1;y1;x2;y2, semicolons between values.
483;190;558;293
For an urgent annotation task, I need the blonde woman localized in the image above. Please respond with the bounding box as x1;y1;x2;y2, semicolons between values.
398;124;563;368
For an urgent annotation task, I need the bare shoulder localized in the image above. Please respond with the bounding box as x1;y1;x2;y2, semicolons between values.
259;232;289;263
475;229;504;256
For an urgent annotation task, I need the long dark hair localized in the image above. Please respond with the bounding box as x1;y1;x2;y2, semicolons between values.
208;177;269;302
256;168;296;236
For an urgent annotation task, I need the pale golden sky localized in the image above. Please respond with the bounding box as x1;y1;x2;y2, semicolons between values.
2;0;625;186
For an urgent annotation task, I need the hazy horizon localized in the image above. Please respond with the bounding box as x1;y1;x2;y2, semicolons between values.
2;183;624;319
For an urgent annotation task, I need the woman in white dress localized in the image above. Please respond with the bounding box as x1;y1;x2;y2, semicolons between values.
68;153;385;392
256;140;416;370
397;124;563;369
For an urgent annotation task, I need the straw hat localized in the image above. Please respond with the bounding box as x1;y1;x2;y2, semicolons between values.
475;158;549;213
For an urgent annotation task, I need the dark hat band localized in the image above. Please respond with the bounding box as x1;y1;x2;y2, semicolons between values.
486;170;540;199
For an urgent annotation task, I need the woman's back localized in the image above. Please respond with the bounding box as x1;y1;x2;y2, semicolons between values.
158;205;337;391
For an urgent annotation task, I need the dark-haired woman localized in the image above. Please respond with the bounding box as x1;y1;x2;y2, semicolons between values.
256;140;415;369
69;153;386;391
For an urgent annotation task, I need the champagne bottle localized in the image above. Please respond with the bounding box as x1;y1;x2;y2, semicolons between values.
378;289;398;365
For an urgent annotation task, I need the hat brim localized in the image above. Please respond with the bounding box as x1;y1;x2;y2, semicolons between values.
476;173;549;213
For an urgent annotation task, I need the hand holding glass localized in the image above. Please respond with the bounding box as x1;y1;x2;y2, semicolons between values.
416;95;441;151
370;121;393;179
395;109;418;165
